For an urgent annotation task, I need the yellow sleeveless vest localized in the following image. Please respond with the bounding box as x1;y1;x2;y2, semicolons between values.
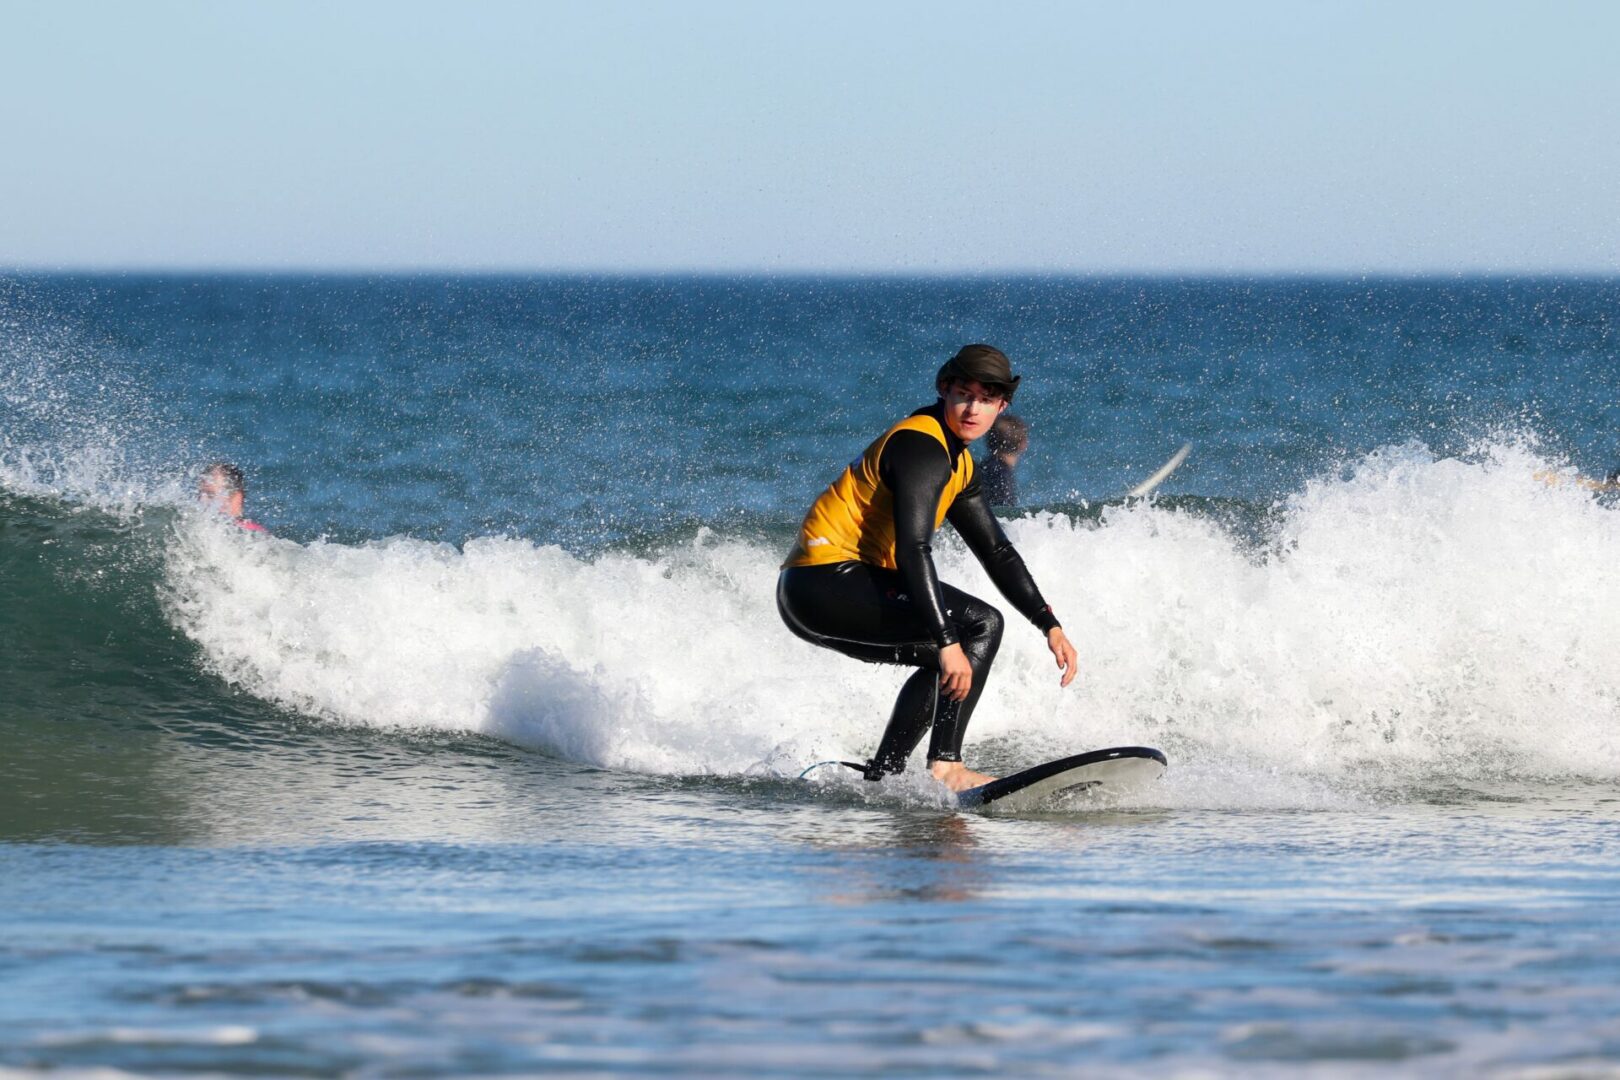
783;413;974;569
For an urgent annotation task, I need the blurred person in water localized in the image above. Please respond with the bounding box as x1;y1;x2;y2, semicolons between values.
198;462;269;533
1534;464;1620;492
980;413;1029;508
776;345;1077;793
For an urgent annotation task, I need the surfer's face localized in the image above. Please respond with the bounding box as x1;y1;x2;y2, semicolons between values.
198;475;245;519
940;378;1008;443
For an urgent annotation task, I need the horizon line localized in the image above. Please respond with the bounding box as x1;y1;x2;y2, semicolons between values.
6;264;1620;282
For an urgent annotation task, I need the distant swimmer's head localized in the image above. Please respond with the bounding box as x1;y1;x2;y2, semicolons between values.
987;413;1030;459
198;461;247;520
936;344;1017;443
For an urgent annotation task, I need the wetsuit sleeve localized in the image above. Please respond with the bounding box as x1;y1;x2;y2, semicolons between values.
947;475;1062;634
878;430;960;648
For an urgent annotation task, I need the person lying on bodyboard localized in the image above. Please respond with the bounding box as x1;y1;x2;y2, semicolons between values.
776;344;1078;792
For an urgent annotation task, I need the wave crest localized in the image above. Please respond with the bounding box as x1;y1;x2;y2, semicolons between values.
154;439;1620;805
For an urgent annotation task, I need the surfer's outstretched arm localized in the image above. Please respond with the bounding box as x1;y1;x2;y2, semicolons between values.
947;482;1078;687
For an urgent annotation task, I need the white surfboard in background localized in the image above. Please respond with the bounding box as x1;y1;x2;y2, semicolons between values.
1123;442;1191;498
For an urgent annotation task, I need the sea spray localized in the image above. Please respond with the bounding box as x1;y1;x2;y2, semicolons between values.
0;286;198;511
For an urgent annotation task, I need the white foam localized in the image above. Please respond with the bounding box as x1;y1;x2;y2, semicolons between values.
34;1025;258;1048
164;519;891;775
163;440;1620;806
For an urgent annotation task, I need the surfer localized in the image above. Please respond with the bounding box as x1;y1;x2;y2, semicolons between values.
777;345;1078;792
198;462;269;533
980;413;1029;507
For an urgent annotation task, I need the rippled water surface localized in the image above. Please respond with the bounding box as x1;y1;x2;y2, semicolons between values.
4;738;1619;1076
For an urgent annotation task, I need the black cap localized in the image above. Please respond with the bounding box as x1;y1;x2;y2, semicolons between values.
936;344;1020;400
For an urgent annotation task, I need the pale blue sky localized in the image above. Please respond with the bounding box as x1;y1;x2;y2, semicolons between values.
3;0;1618;272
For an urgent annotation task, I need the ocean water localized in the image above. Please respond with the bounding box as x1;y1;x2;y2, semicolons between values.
3;274;1620;1076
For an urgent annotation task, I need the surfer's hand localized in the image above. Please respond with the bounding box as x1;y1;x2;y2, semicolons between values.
1048;628;1078;687
939;643;973;701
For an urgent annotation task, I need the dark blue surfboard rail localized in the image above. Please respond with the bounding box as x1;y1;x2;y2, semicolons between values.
957;746;1168;809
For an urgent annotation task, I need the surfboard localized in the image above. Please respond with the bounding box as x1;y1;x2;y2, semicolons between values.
956;745;1167;811
1123;443;1191;498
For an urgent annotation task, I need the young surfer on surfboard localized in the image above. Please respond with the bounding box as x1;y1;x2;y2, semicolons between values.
776;345;1078;793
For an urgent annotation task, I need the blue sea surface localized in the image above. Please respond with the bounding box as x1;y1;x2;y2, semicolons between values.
3;274;1620;1075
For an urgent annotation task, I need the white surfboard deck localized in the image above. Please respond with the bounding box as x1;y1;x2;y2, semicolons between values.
956;746;1167;811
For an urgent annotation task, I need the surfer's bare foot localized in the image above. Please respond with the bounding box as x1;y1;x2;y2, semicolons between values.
929;760;996;792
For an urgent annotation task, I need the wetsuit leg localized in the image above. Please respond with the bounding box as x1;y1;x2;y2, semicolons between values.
868;668;938;776
778;562;1004;777
920;596;1003;763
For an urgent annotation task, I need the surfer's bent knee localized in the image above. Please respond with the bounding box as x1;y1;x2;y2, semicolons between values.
975;603;1004;649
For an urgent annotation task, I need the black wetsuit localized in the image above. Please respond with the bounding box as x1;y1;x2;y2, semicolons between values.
778;403;1059;777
